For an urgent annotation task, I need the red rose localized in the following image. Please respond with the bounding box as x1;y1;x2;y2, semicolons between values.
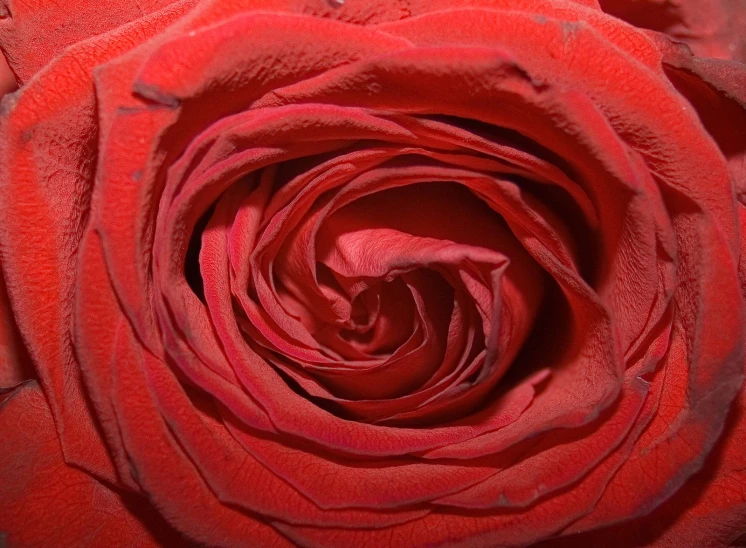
1;0;745;546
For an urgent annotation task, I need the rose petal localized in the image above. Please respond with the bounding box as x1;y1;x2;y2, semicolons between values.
131;339;436;527
658;41;746;203
599;0;746;62
0;382;186;547
107;320;295;547
435;317;671;509
93;14;412;354
537;368;746;547
0;0;195;82
0;1;193;483
274;373;661;548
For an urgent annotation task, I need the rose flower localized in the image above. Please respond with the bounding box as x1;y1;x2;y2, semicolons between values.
0;0;745;546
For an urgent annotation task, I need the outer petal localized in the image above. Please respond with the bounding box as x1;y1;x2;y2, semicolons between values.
0;0;198;487
178;0;602;34
76;230;295;546
274;375;662;548
538;374;746;548
656;40;746;327
0;0;191;82
0;382;187;547
599;0;746;62
657;39;746;209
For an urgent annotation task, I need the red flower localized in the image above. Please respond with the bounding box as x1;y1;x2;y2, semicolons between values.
1;1;744;546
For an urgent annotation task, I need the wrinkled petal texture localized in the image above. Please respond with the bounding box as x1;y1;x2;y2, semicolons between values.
0;382;188;547
0;0;744;547
598;0;746;63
